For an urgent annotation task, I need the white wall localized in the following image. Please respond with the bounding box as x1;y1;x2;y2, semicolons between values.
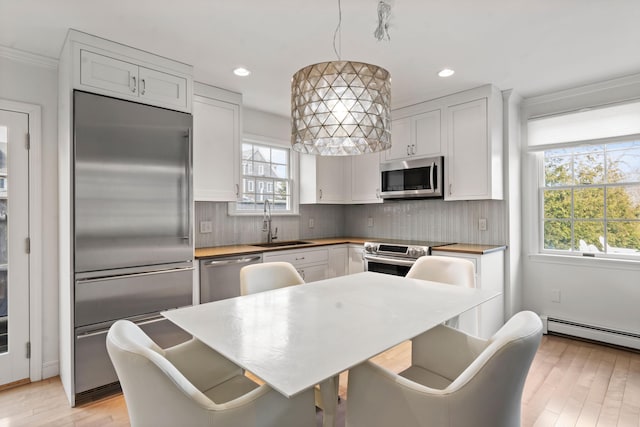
0;51;59;377
521;73;640;336
243;106;289;141
502;90;523;318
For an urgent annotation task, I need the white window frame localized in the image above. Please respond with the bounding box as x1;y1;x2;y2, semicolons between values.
525;98;640;262
534;137;640;260
228;134;299;216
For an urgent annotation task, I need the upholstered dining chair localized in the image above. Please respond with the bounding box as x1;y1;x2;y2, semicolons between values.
346;311;543;427
406;255;475;327
106;319;316;427
239;261;332;412
240;261;304;296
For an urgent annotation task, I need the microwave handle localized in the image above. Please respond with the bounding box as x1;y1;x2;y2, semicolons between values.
430;161;435;191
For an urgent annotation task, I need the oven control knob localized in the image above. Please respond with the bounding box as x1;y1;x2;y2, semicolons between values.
409;247;425;258
364;244;375;253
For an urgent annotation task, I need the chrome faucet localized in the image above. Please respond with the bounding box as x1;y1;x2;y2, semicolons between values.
262;199;278;243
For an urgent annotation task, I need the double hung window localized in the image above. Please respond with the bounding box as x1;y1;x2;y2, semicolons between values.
529;101;640;259
235;140;295;214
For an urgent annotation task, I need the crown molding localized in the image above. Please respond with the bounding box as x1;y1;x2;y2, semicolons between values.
0;45;58;69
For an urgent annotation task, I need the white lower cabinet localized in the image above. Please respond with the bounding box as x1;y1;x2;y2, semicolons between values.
431;250;505;339
263;247;329;282
327;245;348;278
348;245;365;274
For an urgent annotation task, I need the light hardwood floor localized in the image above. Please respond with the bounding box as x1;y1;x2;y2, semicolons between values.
0;334;638;426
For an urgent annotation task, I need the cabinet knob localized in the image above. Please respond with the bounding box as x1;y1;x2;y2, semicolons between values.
449;183;452;195
235;184;239;196
319;189;323;200
140;78;146;95
130;76;137;93
411;144;416;155
406;145;410;155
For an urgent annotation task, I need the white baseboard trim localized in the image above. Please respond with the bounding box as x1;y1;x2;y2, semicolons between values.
42;360;59;379
542;316;640;350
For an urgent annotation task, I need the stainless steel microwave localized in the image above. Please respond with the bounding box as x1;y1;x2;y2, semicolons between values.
380;156;444;199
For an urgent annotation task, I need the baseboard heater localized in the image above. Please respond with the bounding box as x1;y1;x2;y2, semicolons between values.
543;316;640;351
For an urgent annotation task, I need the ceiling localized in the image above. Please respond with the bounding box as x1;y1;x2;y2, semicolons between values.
2;0;640;117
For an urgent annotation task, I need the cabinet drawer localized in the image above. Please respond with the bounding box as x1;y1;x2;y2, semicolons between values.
264;248;328;267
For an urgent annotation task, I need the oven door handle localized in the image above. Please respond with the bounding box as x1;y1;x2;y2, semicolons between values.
364;255;417;267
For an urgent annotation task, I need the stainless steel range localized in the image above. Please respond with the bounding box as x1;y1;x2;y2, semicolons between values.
363;240;455;276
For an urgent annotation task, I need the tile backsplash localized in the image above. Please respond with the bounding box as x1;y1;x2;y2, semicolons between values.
194;202;345;248
344;199;506;245
195;199;505;248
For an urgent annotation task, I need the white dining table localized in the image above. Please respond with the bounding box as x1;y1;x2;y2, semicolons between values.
162;271;500;427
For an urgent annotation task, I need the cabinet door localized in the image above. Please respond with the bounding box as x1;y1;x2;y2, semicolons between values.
385;117;411;161
80;49;138;97
446;98;489;200
316;156;346;203
193;96;239;201
350;152;381;203
348;246;364;274
327;246;348;278
298;264;327;282
413;109;442;157
138;66;188;110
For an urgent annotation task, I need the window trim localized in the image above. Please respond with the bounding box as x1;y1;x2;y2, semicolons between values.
228;134;299;216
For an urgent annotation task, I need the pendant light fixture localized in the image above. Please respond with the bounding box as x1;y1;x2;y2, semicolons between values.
291;0;392;156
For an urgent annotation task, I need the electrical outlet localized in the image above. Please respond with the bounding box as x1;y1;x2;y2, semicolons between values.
367;217;374;227
478;218;487;231
199;221;213;233
551;289;561;303
309;218;315;228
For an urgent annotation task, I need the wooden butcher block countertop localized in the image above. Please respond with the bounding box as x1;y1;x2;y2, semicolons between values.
195;238;506;259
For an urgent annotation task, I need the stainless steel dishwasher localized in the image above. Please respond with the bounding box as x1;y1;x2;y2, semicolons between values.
199;253;263;303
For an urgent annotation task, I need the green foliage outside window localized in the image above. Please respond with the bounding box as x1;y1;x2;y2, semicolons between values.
543;141;640;256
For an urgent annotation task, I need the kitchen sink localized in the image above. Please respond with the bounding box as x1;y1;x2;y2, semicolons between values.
252;240;313;248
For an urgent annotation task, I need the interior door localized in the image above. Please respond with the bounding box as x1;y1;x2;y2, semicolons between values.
0;109;30;386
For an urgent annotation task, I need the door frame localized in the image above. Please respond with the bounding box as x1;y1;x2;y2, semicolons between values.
0;99;43;382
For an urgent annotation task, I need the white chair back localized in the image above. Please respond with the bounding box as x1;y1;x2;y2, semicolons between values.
406;255;475;287
346;311;543;427
240;261;304;295
107;319;316;427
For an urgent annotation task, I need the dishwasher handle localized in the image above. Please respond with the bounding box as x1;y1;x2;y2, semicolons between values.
202;255;262;267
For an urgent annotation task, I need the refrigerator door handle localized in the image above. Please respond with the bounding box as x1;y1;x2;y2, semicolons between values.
76;266;194;285
184;128;192;242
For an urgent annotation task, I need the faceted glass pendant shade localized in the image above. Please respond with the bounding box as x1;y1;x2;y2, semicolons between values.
291;61;391;155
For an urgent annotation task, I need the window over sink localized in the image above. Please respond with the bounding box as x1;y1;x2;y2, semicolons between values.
229;137;298;215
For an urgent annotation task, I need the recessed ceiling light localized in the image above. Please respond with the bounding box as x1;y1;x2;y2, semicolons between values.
233;67;251;77
438;68;455;78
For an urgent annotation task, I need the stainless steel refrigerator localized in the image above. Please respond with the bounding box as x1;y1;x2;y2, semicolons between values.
73;91;193;400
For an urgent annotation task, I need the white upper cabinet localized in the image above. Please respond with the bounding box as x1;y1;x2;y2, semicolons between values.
386;117;411;160
68;30;192;113
445;86;503;200
137;66;188;109
300;154;346;204
350;152;382;203
193;83;242;201
300;153;382;204
386;108;442;161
